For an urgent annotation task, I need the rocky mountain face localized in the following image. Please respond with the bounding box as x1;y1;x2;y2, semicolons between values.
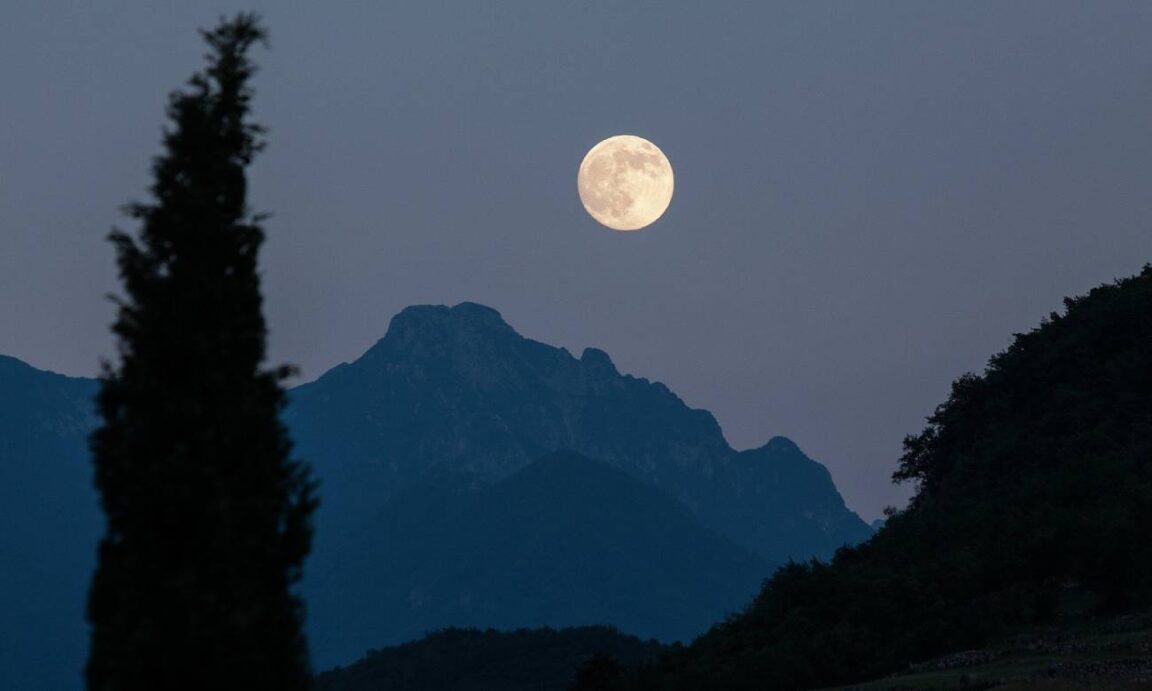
287;303;871;565
287;302;871;666
0;302;871;681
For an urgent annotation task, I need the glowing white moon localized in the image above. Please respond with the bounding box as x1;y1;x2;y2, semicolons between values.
578;134;674;231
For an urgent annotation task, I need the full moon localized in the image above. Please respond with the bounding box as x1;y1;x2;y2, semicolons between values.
577;135;674;231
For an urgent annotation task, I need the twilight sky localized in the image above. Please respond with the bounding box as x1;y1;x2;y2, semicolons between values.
2;2;1150;519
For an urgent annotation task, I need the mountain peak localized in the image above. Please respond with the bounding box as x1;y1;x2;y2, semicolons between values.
762;436;802;455
580;347;618;375
289;301;870;582
359;302;518;364
448;301;508;323
388;302;513;335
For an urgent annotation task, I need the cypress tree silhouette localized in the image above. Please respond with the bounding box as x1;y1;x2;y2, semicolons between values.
86;14;316;690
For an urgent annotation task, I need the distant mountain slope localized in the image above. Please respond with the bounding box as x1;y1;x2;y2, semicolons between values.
0;356;99;691
0;303;869;681
287;303;869;666
632;267;1152;690
307;452;767;662
287;302;869;564
315;626;666;691
719;437;874;563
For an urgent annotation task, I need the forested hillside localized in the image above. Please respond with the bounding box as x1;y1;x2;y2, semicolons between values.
316;627;666;691
631;266;1152;689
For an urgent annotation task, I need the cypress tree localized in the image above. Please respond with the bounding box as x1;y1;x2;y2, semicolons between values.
87;14;316;690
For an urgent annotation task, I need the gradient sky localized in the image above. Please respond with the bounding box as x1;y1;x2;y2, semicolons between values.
2;2;1150;519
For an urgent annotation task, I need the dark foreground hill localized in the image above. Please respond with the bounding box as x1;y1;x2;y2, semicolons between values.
629;266;1152;689
315;626;666;691
824;611;1152;690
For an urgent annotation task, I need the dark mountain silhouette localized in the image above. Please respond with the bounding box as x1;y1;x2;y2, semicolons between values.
286;302;869;665
286;303;868;562
0;302;868;682
307;451;767;664
0;356;98;691
314;626;666;691
629;267;1152;689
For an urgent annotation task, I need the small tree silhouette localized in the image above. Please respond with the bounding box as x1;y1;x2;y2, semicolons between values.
86;14;316;691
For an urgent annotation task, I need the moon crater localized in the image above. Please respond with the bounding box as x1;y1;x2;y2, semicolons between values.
578;135;674;231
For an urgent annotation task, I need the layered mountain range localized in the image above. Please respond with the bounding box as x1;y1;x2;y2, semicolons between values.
0;302;870;685
288;303;869;563
304;451;769;668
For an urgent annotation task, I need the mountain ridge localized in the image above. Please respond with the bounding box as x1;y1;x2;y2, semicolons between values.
627;266;1152;689
0;300;870;679
287;301;871;666
288;301;870;564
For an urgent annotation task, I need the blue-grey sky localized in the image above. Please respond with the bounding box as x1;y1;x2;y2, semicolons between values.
2;2;1150;519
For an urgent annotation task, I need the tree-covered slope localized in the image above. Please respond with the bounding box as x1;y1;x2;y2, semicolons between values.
315;626;666;691
634;266;1152;689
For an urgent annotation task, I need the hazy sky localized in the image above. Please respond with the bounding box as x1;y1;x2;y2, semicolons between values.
2;2;1150;519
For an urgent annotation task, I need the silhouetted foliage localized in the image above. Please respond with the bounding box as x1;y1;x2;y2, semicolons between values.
630;266;1152;689
572;653;625;690
314;627;664;691
86;14;316;691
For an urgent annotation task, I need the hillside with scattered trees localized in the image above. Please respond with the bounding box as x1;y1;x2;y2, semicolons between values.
628;266;1152;689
